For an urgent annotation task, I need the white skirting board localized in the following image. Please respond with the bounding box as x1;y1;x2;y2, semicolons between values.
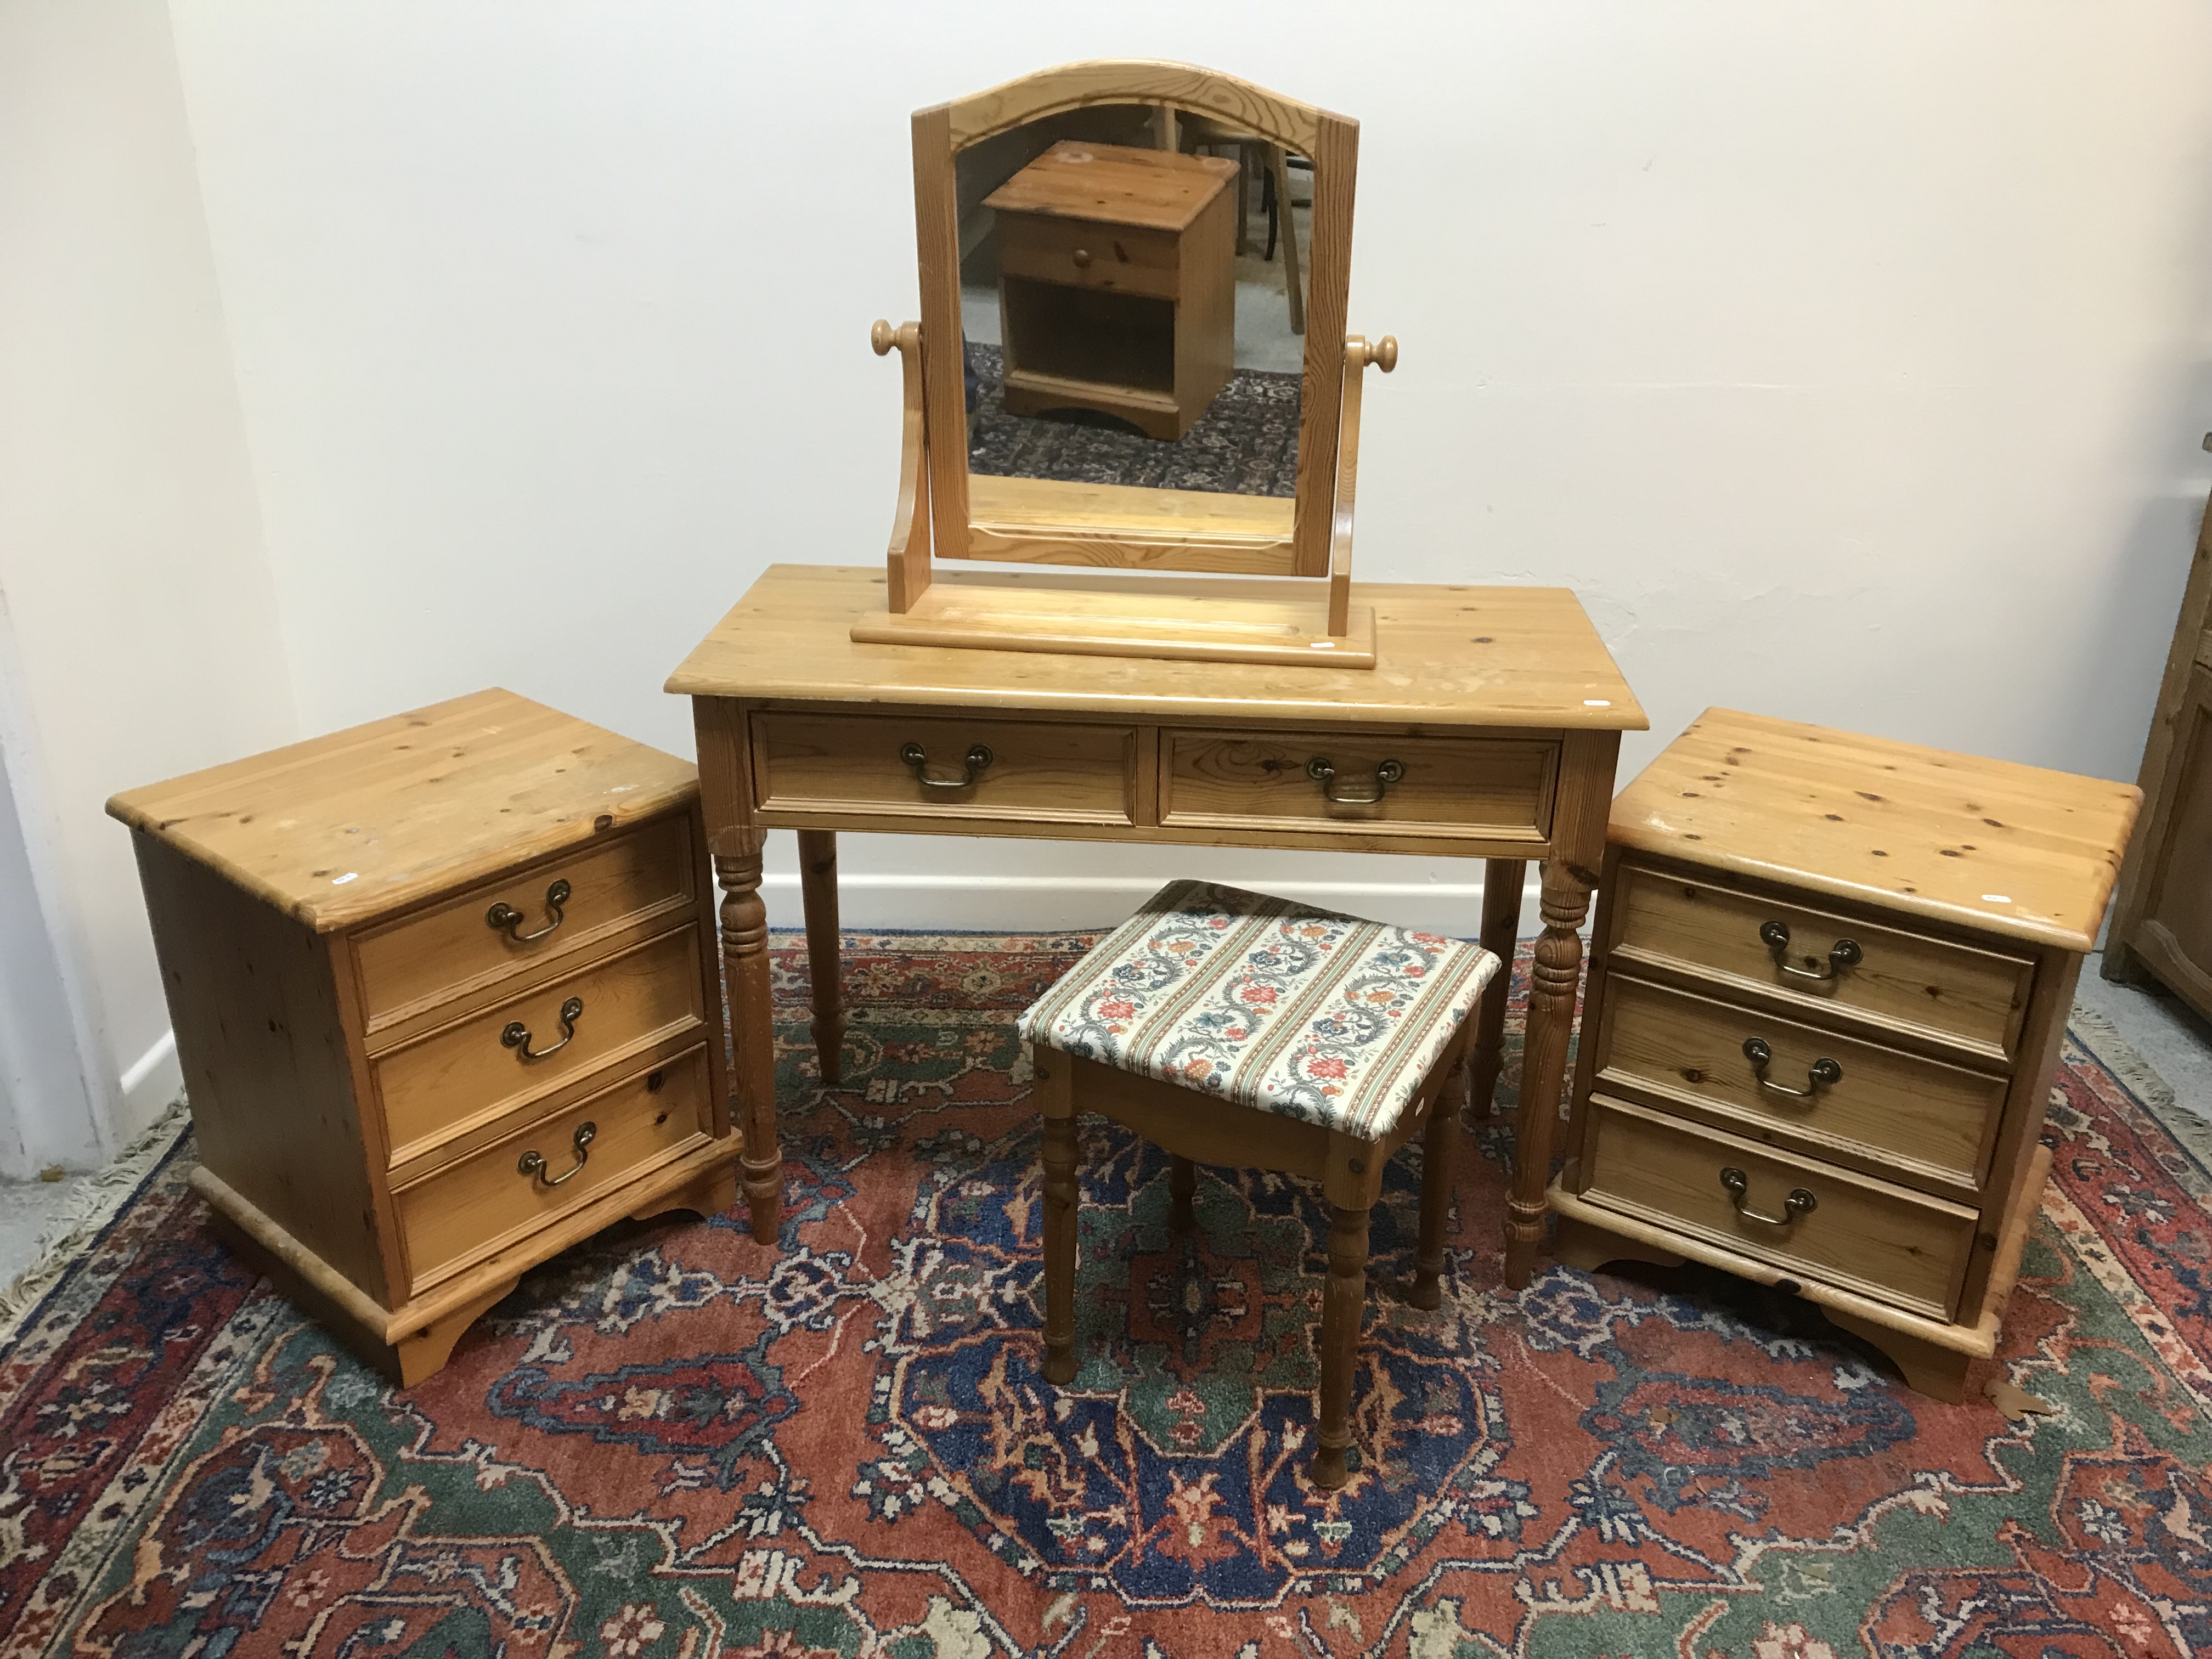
758;871;1548;939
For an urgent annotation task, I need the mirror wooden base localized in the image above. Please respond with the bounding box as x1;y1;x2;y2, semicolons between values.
1545;1143;2049;1406
854;572;1377;668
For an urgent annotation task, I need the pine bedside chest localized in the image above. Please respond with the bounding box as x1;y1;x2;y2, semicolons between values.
1547;708;2139;1401
984;139;1239;440
108;689;736;1385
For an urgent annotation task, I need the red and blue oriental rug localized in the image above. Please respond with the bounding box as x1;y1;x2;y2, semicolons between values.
1;933;2208;1656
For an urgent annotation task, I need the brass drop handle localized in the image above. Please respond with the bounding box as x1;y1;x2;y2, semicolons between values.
518;1120;596;1188
1720;1166;1816;1226
487;879;571;943
1742;1037;1842;1099
900;741;994;790
503;996;583;1062
1071;247;1093;269
1305;755;1404;805
1759;920;1862;982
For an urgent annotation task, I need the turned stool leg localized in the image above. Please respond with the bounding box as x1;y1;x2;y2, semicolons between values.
1169;1153;1197;1234
1035;1046;1079;1386
1311;1201;1371;1490
1412;1091;1460;1310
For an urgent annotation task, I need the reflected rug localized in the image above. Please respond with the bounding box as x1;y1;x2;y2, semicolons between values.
2;934;2209;1657
963;343;1301;498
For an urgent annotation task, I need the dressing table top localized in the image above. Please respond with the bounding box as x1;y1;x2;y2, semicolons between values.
666;564;1647;732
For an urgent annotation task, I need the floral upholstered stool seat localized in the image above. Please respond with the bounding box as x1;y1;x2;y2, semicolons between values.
1017;879;1503;1489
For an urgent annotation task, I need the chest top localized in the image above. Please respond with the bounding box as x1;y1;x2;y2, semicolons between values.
1609;707;2141;953
107;689;697;931
983;140;1237;232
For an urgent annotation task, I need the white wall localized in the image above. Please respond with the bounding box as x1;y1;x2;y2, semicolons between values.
4;5;2202;1172
0;710;98;1177
0;0;2186;1045
159;2;2212;935
0;0;296;1171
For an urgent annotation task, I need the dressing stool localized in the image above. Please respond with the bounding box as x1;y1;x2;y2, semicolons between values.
1017;879;1501;1489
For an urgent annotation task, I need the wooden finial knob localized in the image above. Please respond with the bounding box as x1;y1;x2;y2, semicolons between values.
871;319;895;357
1372;335;1398;373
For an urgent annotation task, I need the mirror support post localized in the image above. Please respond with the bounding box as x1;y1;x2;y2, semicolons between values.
872;320;933;614
1328;334;1396;636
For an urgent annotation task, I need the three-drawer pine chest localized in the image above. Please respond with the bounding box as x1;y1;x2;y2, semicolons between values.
1547;708;2139;1401
109;689;736;1385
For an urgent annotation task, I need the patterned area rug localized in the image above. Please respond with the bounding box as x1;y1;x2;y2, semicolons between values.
964;342;1301;498
3;933;2209;1657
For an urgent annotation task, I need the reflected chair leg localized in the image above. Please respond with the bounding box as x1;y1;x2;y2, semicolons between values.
797;829;843;1085
1169;1153;1197;1235
1311;1200;1370;1490
1234;143;1252;255
1467;858;1525;1125
1271;144;1305;335
1412;1090;1459;1310
1036;1046;1079;1385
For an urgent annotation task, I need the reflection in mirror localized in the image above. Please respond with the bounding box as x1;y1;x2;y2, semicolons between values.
954;102;1309;500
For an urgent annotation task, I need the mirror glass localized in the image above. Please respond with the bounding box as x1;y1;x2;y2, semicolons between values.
953;102;1310;501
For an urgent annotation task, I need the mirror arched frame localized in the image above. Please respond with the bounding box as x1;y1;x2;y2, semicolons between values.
912;60;1357;581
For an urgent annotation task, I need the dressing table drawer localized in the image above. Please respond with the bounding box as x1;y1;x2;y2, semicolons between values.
1159;729;1555;843
997;212;1181;301
1590;973;2008;1199
1579;1096;1976;1323
1609;861;2034;1060
752;712;1137;827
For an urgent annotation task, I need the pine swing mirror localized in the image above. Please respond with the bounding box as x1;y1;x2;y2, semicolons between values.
853;60;1395;669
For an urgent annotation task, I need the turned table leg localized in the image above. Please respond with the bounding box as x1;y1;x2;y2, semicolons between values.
716;833;782;1243
1312;1201;1371;1490
1505;858;1593;1290
797;829;844;1085
1467;857;1525;1125
1035;1046;1079;1385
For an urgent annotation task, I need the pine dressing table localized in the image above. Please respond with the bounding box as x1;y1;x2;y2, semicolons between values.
665;561;1645;1286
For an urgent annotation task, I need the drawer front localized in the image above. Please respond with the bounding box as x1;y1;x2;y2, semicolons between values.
1580;1096;1976;1321
1611;862;2033;1060
375;924;707;1164
354;814;696;1031
997;212;1180;300
1160;729;1555;842
753;713;1136;826
394;1045;714;1295
1594;974;2008;1198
